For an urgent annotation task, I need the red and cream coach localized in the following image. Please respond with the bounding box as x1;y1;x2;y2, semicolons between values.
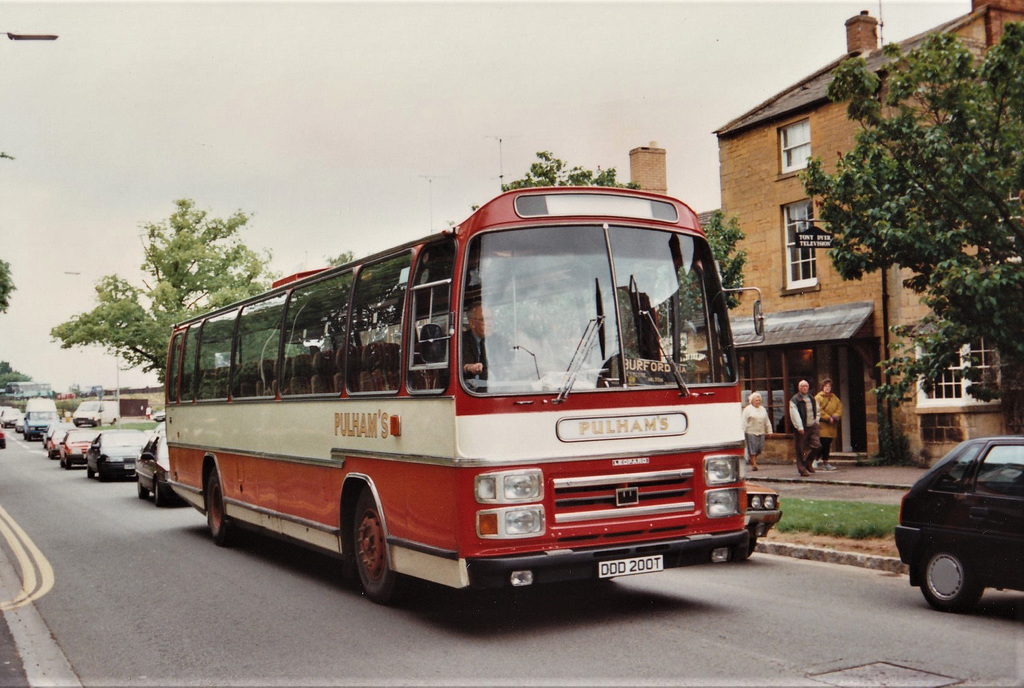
165;187;762;603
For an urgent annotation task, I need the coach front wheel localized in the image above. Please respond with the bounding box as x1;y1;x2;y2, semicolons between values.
353;489;400;604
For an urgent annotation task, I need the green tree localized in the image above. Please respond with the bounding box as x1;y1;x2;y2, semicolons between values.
502;151;639;191
0;154;14;313
701;210;747;307
0;259;14;313
326;250;356;267
52;199;276;380
0;361;31;389
803;25;1024;431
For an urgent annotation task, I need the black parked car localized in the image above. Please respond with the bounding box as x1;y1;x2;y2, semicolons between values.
85;429;147;481
895;436;1024;613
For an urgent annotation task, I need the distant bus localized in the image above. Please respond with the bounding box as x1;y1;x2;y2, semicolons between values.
4;382;53;399
165;187;762;603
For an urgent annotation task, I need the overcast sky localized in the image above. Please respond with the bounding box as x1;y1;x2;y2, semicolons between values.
0;0;969;394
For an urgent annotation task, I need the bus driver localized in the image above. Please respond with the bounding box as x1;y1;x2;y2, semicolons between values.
462;303;489;390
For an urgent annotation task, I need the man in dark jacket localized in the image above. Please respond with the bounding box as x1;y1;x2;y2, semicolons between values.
789;379;821;477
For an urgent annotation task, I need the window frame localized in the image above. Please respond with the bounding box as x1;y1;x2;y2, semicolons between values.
195;309;239;401
167;331;183;404
280;271;354;398
780;119;811;174
783;199;817;290
407;240;455;395
232;292;288;400
916;339;999;408
345;251;412;395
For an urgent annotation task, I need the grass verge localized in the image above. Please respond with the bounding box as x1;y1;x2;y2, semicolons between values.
776;498;899;539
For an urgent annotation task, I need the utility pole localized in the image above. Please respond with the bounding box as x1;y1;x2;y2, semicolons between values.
419;175;447;232
486;136;506;191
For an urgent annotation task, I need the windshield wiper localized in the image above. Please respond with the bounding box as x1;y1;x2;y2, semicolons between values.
554;316;604;404
642;310;690;398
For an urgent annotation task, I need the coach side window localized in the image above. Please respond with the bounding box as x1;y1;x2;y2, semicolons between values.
196;310;238;401
179;325;201;403
282;272;353;396
347;253;411;394
408;241;454;393
233;294;287;398
167;332;183;403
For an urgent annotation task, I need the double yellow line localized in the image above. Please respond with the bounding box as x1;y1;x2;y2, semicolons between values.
0;503;54;610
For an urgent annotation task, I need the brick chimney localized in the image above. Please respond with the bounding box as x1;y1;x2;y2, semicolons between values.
972;0;1024;47
629;142;667;194
845;11;878;54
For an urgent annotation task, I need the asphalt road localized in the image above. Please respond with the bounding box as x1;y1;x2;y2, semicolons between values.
1;435;1021;687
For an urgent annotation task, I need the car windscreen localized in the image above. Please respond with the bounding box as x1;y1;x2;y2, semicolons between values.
102;432;146;447
66;431;99;443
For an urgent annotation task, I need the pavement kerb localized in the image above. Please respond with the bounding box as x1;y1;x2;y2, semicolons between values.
751;473;910;574
755;477;909;490
754;541;908;574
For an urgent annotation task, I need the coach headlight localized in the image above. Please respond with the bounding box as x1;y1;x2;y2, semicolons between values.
475;469;543;504
477;506;546;538
705;455;741;485
706;488;741;518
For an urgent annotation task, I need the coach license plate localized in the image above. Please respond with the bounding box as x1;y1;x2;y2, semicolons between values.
598;555;664;579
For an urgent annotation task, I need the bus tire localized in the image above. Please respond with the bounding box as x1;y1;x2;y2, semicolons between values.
354;489;399;604
205;470;233;547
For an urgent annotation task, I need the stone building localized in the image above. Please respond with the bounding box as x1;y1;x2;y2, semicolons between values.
714;1;1024;465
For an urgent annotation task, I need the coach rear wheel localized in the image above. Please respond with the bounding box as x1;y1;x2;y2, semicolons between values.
353;489;399;604
205;470;233;547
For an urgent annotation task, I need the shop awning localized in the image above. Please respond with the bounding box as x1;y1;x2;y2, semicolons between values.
731;301;874;348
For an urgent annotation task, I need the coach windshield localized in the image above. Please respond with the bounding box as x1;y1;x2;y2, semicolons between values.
462;224;735;395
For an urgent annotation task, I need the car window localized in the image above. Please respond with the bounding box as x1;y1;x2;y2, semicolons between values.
974;445;1024;497
931;442;984;493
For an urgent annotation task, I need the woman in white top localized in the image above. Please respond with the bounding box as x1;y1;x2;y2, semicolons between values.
741;392;772;471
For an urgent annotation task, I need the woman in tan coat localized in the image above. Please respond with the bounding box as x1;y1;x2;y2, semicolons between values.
814;378;842;471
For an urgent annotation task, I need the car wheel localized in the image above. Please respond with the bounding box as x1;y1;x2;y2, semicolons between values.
138;481;149;500
920;549;984;613
205;470;233;547
353;488;400;604
154;480;166;507
735;532;757;561
87;466;94;479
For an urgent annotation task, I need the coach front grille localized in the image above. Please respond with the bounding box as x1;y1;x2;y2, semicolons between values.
551;468;696;524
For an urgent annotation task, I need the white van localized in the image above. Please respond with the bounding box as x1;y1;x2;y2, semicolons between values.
23;399;60;440
73;400;118;427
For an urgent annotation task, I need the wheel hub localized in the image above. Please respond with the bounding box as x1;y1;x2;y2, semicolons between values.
357;510;386;580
